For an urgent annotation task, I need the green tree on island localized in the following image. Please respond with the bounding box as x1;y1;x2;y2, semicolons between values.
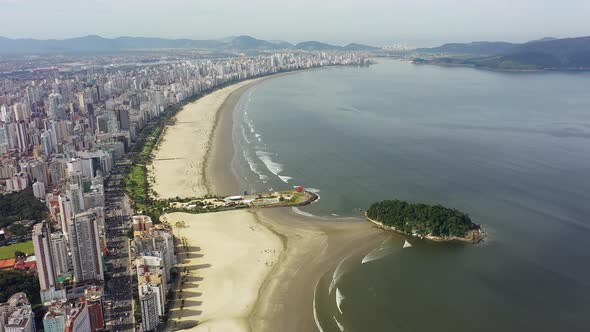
366;200;479;238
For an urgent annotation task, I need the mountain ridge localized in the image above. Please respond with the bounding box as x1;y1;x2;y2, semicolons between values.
415;36;590;70
0;35;380;54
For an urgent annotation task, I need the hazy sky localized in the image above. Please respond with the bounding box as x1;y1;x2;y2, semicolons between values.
1;0;589;46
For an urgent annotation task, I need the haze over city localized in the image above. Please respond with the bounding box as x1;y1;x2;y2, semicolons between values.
2;0;589;46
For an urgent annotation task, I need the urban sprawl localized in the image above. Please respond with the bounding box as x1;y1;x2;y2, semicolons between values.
0;51;369;332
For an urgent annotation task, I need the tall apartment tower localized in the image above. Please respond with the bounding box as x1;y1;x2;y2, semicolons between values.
32;221;58;292
50;232;70;275
139;285;159;332
69;211;104;283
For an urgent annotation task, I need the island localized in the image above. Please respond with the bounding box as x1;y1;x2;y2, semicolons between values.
366;199;484;243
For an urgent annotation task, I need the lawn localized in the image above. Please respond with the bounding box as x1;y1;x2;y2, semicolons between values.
0;240;34;260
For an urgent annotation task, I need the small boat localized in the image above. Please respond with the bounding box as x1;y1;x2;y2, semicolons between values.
403;240;412;248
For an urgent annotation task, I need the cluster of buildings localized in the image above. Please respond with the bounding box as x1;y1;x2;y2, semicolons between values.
0;51;369;331
0;293;35;332
131;216;175;331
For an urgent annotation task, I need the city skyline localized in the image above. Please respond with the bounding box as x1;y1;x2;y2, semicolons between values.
1;0;589;46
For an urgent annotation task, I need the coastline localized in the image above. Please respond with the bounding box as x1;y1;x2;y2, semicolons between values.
366;215;484;243
206;71;386;332
156;69;385;332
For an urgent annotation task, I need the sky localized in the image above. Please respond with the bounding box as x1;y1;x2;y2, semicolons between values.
1;0;589;47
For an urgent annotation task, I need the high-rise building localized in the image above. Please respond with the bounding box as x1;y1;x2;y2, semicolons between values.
69;211;104;283
32;181;46;199
136;256;167;316
32;221;58;292
139;285;159;332
50;231;70;276
15;122;29;153
116;108;130;130
64;300;90;332
58;195;73;240
86;103;95;133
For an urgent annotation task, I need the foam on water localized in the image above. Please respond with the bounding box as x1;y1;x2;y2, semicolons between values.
329;255;351;294
333;316;345;331
313;279;325;332
336;288;345;315
242;149;268;181
292;207;318;218
256;150;295;184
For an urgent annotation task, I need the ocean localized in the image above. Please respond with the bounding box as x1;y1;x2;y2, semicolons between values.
230;59;590;331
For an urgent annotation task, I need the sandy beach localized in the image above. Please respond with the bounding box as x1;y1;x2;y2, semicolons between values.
150;79;258;200
154;72;384;332
163;210;282;331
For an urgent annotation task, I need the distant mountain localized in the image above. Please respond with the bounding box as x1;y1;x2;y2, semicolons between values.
527;37;558;43
0;35;379;54
416;41;517;55
295;41;342;50
343;43;381;51
415;36;590;70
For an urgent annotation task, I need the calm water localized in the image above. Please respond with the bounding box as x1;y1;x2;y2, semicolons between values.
230;60;590;331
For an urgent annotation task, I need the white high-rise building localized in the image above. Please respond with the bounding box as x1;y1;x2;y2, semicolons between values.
50;232;70;276
32;222;58;292
58;195;73;240
32;181;46;199
69;211;104;283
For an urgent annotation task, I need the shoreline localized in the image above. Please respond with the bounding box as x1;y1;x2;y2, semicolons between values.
366;215;484;243
206;69;319;196
155;68;385;332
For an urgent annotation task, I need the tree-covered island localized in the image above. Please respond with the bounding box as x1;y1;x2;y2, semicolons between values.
366;200;484;243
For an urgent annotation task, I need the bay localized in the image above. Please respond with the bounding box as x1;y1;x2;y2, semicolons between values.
231;59;590;331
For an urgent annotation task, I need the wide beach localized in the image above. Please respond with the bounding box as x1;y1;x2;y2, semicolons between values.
154;72;384;332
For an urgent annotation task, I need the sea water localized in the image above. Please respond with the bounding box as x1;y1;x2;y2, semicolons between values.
230;59;590;331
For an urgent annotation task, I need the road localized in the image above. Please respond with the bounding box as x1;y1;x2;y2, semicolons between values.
104;159;137;332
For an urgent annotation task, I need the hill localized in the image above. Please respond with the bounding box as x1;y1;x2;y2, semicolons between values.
415;36;590;70
0;35;380;54
417;41;517;55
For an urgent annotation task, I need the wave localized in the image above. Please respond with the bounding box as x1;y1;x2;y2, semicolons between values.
362;237;396;264
333;316;345;332
278;175;293;183
313;279;325;332
329;255;351;294
336;288;345;315
361;247;395;264
256;150;294;184
292;207;318;218
242;149;268;181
